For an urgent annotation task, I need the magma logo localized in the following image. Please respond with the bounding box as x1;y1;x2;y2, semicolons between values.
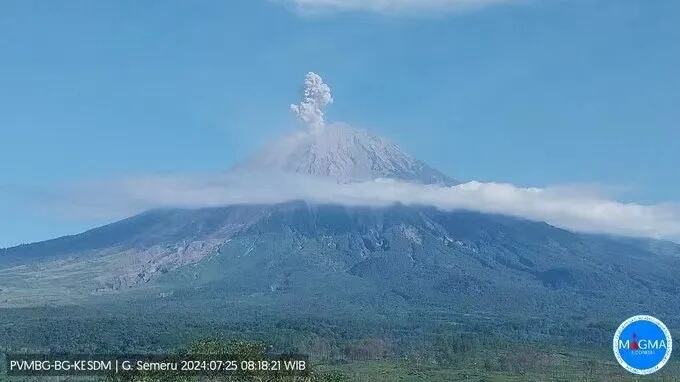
613;315;672;375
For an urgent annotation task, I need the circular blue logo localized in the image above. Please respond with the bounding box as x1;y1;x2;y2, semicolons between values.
613;315;672;375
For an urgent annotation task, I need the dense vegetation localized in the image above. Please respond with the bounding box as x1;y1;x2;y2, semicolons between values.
2;295;679;381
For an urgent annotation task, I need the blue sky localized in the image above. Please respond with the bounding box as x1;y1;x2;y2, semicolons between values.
1;0;679;247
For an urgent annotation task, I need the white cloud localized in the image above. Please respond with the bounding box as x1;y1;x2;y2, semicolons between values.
46;171;680;242
278;0;520;14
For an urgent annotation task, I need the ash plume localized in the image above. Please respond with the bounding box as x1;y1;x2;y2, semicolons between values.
290;72;333;132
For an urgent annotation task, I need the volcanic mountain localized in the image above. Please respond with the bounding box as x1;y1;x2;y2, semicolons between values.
1;73;680;330
243;123;455;185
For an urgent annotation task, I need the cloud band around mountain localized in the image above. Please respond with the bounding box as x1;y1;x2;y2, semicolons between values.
44;172;680;242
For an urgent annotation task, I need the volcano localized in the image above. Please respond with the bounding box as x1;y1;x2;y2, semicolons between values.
1;73;679;330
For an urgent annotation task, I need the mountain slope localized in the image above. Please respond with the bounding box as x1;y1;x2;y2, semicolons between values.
244;124;456;185
0;206;269;267
156;202;680;319
3;201;680;324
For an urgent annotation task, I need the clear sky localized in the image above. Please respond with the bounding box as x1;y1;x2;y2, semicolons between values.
1;0;679;247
